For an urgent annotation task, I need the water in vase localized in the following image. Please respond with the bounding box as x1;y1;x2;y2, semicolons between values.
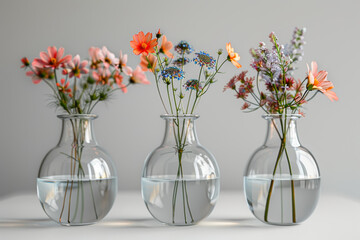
142;176;220;225
37;175;117;225
244;175;320;225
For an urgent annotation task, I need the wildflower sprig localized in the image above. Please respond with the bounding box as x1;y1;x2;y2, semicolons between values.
130;29;242;225
21;46;149;114
131;30;242;115
225;27;338;116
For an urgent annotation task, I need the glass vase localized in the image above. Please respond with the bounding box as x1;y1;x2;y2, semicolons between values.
244;114;320;225
142;115;220;226
37;114;117;226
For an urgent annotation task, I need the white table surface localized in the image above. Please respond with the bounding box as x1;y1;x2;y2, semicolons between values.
0;191;359;239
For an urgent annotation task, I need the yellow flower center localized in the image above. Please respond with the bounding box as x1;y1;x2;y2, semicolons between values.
313;77;319;86
105;57;111;64
50;58;57;65
73;67;80;77
141;42;148;49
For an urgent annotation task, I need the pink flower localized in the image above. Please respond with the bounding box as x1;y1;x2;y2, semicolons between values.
101;46;118;69
114;71;127;93
92;68;111;85
298;109;305;117
241;102;250;110
66;55;89;78
33;46;72;69
26;64;53;84
292;79;304;92
224;71;248;91
89;47;103;69
307;61;338;101
224;75;237;91
56;78;72;97
117;50;131;73
124;66;150;85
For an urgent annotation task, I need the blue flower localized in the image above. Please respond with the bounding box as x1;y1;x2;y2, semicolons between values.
184;79;202;91
193;51;216;69
161;67;184;80
174;41;194;55
173;57;190;67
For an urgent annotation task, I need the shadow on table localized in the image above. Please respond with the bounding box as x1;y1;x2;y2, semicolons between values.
0;218;57;228
99;217;273;229
0;218;276;229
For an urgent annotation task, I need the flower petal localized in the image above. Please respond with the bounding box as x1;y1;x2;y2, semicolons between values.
57;47;64;60
48;46;57;59
311;61;318;75
39;52;50;62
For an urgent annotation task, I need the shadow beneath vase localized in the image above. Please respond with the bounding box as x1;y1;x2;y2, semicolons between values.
99;217;273;229
0;217;278;229
199;218;277;228
0;218;57;228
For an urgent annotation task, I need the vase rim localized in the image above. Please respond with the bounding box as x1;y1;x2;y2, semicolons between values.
262;114;302;120
57;114;98;120
160;114;199;119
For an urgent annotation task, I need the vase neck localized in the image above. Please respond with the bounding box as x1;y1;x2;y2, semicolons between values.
263;114;301;147
161;115;199;146
57;115;98;146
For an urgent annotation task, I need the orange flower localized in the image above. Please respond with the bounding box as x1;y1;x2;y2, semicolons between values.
307;61;338;101
226;42;242;68
130;31;157;56
140;54;157;72
160;35;174;58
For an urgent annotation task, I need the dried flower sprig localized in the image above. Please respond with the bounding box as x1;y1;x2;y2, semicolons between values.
225;27;338;116
21;46;149;114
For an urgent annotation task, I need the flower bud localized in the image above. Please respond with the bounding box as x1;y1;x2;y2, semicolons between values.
21;57;30;68
156;29;162;39
60;101;67;109
87;76;95;84
99;92;107;101
90;93;98;101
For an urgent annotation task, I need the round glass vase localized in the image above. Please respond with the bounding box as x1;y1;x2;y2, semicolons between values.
37;114;118;226
244;114;320;225
141;115;220;226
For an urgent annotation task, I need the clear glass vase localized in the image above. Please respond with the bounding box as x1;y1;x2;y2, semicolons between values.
37;114;117;226
142;115;220;226
244;114;320;225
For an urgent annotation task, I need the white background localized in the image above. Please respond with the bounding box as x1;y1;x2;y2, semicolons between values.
0;0;358;200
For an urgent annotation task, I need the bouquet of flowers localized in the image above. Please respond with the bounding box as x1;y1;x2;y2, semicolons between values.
21;46;149;114
130;29;241;224
21;46;148;224
224;28;337;113
224;27;338;223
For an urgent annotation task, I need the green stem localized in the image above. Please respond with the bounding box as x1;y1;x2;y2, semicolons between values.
59;180;69;223
172;166;181;224
185;90;193;114
284;147;296;223
179;156;187;224
154;73;169;114
166;84;174;114
171;77;178;112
